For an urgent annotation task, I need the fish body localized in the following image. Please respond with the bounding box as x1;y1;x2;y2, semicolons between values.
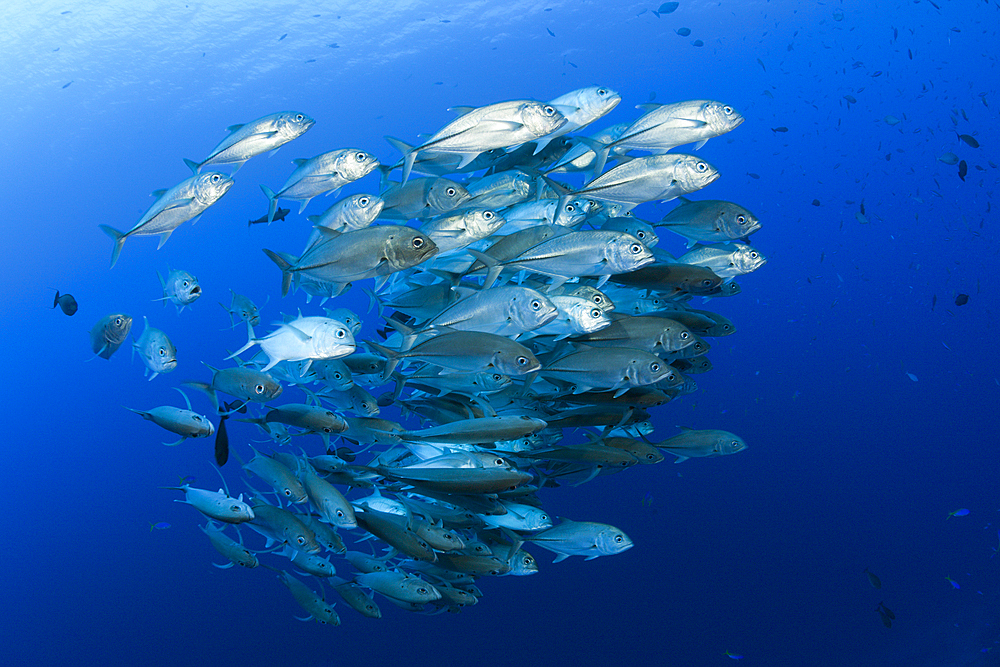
170;485;254;523
461;169;536;209
527;520;633;561
133;317;177;380
128;405;214;443
572;154;720;210
157;268;201;313
678;243;767;280
299;462;357;528
89;313;132;359
425;285;558;336
657;428;747;462
604;100;743;158
401;100;568;182
571;314;696;354
356;571;442;604
540;86;622;150
529;295;612;339
185;111;315;172
609;262;723;296
421;208;506;255
244;449;309;503
219;289;262;327
230;316;355;372
380;177;471;220
200;522;258;568
100;171;233;267
369;330;541;379
248;207;290;225
334;580;382;618
541;347;678;396
185;365;283;410
248;499;320;553
307;193;384;234
659;198;761;246
261;148;379;221
52;290;78;315
276;571;340;625
263;225;438;296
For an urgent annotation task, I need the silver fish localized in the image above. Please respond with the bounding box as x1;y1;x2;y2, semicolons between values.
260;148;379;221
132;316;177;381
157;267;201;313
89;313;132;359
184;111;314;173
100;171;233;268
658;198;761;247
527;520;633;562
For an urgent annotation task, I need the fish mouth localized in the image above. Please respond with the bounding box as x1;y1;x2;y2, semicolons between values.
189;286;202;296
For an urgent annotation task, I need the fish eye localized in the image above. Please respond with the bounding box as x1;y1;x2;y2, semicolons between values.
566;203;575;212
543;105;556;115
635;231;646;240
736;215;747;225
484;210;495;219
336;329;345;338
323;427;332;433
297;536;305;544
295;114;304;121
417;587;427;594
495;458;504;466
193;416;202;422
531;299;541;310
114;317;122;325
696;162;708;172
493;374;502;381
355;152;366;161
750;251;759;258
593;296;603;304
630;243;642;253
700;279;714;287
230;505;241;512
680;332;689;339
412;237;424;248
241;311;248;318
615;535;624;543
651;363;660;372
598;88;608;95
591;308;601;318
516;356;529;366
284;489;292;496
255;384;265;394
182;280;189;286
446;187;457;197
723;106;733;114
158;348;167;356
666;372;676;382
336;510;344;517
359;196;370;206
211;174;221;182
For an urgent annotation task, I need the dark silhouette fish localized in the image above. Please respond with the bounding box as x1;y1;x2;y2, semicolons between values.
52;290;78;316
958;160;968;181
955;293;969;306
249;207;290;226
215;400;246;466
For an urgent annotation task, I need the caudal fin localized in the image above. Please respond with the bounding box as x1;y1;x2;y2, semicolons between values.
260;184;278;223
262;249;296;297
183;158;201;174
99;225;127;268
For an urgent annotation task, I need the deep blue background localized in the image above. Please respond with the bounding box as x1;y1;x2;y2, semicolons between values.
1;1;997;665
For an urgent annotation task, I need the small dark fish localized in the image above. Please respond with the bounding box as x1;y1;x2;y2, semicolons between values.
677;27;691;36
149;521;172;532
747;172;760;179
864;567;882;589
52;290;78;316
958;160;968;181
877;602;895;620
61;10;71;14
691;39;704;47
955;294;969;306
877;609;892;628
843;95;857;104
328;43;339;48
279;33;287;41
771;126;788;133
305;59;316;63
546;27;555;37
908;49;913;59
929;0;940;9
811;199;820;206
440;19;451;23
757;57;765;71
248;207;289;226
871;71;882;77
656;1;679;14
958;134;979;148
860;200;865;215
568;61;577;68
62;81;73;89
215;417;229;466
931;294;937;310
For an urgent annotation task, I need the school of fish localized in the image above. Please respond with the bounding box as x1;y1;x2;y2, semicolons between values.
80;87;763;625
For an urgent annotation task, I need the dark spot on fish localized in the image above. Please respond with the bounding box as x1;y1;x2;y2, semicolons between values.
812;199;821;206
949;27;960;32
61;10;71;14
955;294;969;306
279;33;287;41
62;81;73;89
53;47;59;52
547;27;555;36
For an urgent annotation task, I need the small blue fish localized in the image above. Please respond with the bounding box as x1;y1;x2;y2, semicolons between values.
149;521;172;532
945;576;960;589
947;508;970;519
725;651;744;660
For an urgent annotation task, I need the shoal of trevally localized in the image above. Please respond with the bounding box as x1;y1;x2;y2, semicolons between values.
83;89;764;625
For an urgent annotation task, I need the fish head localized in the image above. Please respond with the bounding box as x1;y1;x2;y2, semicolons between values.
335;149;380;182
465;209;506;239
508;289;558;331
345;193;384;228
720;434;748;455
605;234;655;273
734;244;767;273
492;346;541;376
675;155;721;193
314;320;356;358
427;178;471;212
581;86;623;120
275;111;315;139
101;313;133;344
245;372;283;402
702;101;745;134
597;527;634;556
224;499;255;522
168;270;201;304
520;101;568;137
719;203;761;240
383;229;438;270
194;171;235;205
188;412;215;437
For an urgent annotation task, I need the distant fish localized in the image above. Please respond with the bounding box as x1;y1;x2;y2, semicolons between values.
676;27;691;36
691;39;704;47
747;172;760;179
958;134;979;148
958;160;967;181
546;27;555;37
884;115;900;126
52;290;78;316
278;33;287;41
947;508;970;519
954;293;969;306
654;1;679;16
89;313;132;359
937;152;959;165
864;567;882;589
62;80;73;89
811;199;821;206
771;126;788;133
149;522;172;531
249;207;290;226
945;576;960;589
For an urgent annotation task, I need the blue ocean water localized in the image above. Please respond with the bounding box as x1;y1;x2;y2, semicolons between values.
2;0;997;665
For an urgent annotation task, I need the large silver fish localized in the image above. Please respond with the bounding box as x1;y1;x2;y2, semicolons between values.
183;111;315;173
132;316;177;380
156;267;201;314
260;148;379;222
658;198;761;247
563;154;720;211
526;520;633;562
100;172;233;267
89;313;132;359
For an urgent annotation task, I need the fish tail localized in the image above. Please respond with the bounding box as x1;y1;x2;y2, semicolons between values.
182;380;218;413
260;184;278;223
376;164;393;192
225;321;258;361
384;135;413;157
99;224;127;268
183;158;201;174
262;249;294;297
402;150;416;185
52;290;60;308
